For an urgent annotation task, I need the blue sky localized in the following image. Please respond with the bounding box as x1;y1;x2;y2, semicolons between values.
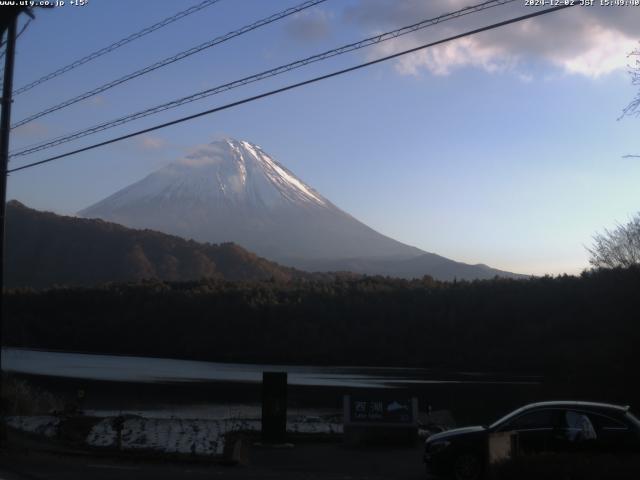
6;0;640;276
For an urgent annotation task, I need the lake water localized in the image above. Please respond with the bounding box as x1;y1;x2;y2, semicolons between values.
2;348;539;389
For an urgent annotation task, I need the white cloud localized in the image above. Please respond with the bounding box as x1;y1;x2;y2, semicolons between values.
382;36;512;76
345;1;640;78
549;25;636;77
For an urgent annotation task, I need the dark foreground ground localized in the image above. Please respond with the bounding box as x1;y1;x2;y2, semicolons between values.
0;442;428;480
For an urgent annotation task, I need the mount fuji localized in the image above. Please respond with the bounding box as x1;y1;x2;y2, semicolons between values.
79;138;523;280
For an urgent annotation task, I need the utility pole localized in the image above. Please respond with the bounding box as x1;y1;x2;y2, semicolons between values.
0;7;21;432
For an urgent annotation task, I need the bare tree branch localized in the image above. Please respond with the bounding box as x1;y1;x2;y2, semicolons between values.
587;213;640;269
620;43;640;120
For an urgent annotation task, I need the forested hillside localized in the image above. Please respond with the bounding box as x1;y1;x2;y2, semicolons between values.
4;201;311;287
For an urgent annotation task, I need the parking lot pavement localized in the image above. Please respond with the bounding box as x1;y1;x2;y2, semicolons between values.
248;442;428;479
1;442;431;480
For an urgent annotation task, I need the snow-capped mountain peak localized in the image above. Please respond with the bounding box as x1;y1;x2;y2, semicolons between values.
235;139;326;206
87;138;329;213
80;137;422;261
79;137;522;280
158;138;328;208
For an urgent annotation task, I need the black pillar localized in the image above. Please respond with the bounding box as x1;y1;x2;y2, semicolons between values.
0;11;19;429
261;371;287;444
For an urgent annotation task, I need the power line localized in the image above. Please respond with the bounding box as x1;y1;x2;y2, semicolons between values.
12;0;223;97
0;16;31;88
7;3;576;175
12;0;328;129
11;0;516;157
0;18;31;59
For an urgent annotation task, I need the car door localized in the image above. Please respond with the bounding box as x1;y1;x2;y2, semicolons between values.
497;408;559;455
557;410;635;453
552;409;598;453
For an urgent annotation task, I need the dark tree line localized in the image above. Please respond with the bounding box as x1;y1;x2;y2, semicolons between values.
4;267;640;399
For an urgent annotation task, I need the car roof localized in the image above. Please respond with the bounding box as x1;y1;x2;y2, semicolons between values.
521;401;630;412
489;401;631;430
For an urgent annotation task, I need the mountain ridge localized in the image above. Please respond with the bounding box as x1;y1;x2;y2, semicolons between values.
79;137;526;280
79;138;425;261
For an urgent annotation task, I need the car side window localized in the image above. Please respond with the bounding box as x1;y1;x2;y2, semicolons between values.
564;410;597;441
502;409;555;431
591;413;628;431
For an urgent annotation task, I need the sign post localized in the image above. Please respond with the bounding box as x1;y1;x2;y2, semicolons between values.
343;394;418;445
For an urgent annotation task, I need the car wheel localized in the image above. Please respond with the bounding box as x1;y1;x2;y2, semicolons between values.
453;452;482;480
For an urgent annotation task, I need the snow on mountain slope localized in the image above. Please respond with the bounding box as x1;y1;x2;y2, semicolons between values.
80;138;423;262
80;138;524;280
86;139;326;211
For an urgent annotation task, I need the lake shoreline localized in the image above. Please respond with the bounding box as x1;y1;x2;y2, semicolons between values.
1;346;541;380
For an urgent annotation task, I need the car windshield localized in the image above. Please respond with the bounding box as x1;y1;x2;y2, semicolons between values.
489;406;530;430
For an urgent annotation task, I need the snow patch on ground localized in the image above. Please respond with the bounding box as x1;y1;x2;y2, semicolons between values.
120;417;223;455
86;417;118;447
78;415;342;456
6;409;343;457
5;416;59;438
